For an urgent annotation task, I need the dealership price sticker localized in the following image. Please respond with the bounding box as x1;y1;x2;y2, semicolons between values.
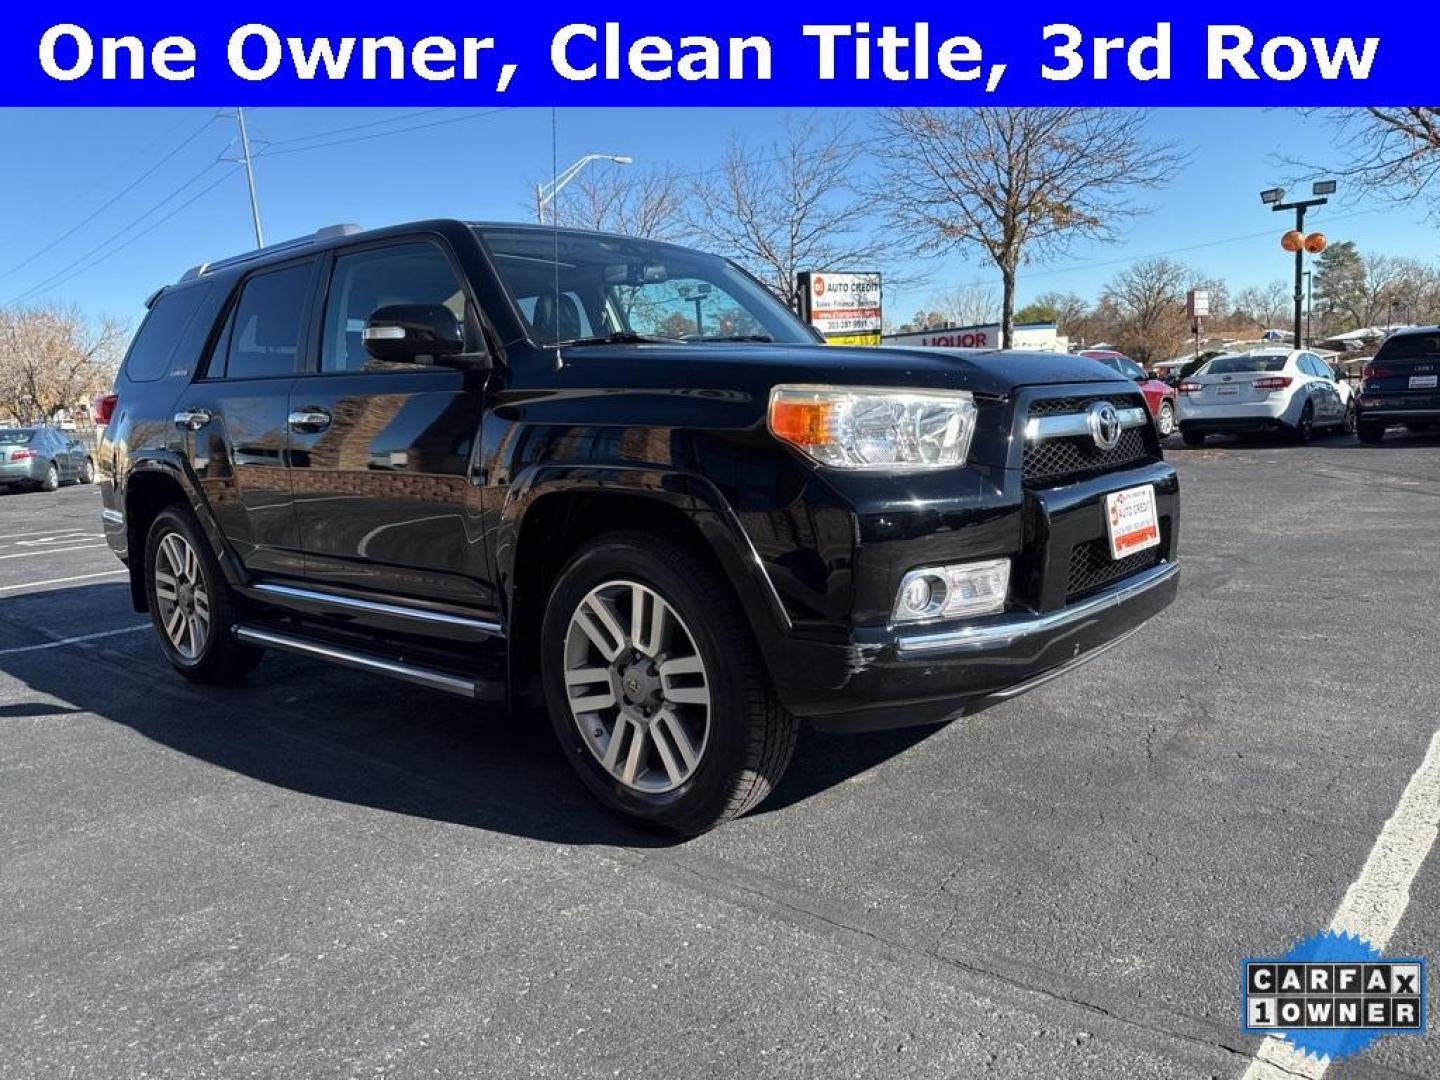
1105;485;1160;560
1242;931;1428;1062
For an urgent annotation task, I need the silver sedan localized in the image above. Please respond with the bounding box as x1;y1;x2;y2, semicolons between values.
0;428;96;492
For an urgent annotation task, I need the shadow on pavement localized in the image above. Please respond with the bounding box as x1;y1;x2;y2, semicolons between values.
0;582;938;845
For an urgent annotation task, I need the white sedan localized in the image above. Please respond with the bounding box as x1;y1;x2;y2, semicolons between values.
1176;350;1355;446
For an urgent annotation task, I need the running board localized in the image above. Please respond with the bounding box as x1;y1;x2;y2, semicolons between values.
233;625;504;701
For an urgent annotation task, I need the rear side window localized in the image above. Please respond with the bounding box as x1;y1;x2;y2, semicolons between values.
224;262;313;379
121;284;213;383
1378;333;1440;362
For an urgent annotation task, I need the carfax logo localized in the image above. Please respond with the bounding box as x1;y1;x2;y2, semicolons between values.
1243;931;1428;1061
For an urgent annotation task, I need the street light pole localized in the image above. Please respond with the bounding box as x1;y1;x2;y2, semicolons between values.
1260;181;1335;349
535;153;634;224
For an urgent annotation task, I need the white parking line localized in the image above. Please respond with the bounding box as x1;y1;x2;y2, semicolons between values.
0;544;106;560
1241;728;1440;1080
0;624;149;657
0;527;88;541
0;569;127;593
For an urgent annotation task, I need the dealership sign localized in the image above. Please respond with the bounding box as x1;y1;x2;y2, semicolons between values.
797;271;882;346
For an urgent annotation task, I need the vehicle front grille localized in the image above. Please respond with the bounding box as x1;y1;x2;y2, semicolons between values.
1024;426;1151;485
1066;535;1163;601
1027;395;1136;417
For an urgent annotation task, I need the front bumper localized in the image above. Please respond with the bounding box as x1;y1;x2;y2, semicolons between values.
800;560;1178;732
764;461;1180;732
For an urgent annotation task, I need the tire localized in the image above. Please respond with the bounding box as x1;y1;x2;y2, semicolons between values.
1357;421;1385;445
540;530;798;836
1290;402;1315;445
1156;400;1176;438
1181;429;1206;447
1341;401;1357;435
39;463;59;492
143;506;263;684
78;458;95;484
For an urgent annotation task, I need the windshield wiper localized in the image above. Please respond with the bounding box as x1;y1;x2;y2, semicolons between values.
694;334;774;343
557;331;685;346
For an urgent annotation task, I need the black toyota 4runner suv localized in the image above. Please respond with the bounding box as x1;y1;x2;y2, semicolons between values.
98;220;1179;834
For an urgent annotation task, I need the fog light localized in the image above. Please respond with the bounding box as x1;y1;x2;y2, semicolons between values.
892;559;1010;623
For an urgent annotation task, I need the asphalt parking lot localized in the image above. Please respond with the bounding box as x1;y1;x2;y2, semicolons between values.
2;431;1438;1080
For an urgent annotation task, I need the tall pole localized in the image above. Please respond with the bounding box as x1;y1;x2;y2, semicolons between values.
1305;271;1313;347
1292;204;1306;350
235;107;264;249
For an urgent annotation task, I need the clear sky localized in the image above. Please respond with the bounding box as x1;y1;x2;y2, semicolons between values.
1;106;1436;329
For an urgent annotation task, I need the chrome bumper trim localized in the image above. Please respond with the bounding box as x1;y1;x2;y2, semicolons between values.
895;559;1178;657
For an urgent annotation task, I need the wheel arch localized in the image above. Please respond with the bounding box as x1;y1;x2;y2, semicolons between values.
122;453;244;612
499;465;792;702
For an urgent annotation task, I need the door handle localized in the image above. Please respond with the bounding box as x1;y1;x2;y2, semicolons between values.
288;408;332;433
173;409;212;432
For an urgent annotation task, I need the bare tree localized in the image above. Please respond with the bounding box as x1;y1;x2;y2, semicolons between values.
682;117;888;309
551;164;690;241
929;281;998;327
0;304;126;423
1101;257;1194;364
872;108;1184;347
1306;109;1440;219
1234;281;1291;330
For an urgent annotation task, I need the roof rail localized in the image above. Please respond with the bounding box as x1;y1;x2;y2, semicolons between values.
175;223;364;284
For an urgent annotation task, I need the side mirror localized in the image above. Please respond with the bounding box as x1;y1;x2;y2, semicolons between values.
364;304;477;366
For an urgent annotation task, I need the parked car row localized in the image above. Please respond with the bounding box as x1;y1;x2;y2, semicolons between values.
0;427;96;493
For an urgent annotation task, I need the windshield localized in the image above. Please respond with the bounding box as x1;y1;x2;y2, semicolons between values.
475;227;815;347
0;429;35;445
1202;355;1287;375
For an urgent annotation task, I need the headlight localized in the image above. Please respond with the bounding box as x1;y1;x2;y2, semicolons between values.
767;385;977;470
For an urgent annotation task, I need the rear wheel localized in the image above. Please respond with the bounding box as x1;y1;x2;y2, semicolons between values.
144;507;263;684
1357;421;1386;444
541;531;798;836
1291;402;1315;444
39;463;59;492
1155;400;1176;438
1181;429;1206;447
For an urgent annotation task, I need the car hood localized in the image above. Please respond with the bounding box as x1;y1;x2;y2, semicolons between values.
556;342;1121;397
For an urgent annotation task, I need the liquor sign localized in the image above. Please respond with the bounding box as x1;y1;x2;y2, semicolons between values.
1187;289;1210;319
797;271;882;346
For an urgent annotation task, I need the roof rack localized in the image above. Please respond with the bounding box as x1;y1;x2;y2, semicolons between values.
177;223;363;283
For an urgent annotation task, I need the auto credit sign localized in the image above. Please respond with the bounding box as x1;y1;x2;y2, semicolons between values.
797;271;882;346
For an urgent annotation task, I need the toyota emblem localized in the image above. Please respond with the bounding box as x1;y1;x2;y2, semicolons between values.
1086;401;1123;451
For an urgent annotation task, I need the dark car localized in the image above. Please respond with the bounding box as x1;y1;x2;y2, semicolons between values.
0;427;96;492
97;220;1179;834
1357;327;1440;443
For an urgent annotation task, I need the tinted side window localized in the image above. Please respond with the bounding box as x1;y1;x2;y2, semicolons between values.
121;284;213;383
225;262;313;379
320;242;465;373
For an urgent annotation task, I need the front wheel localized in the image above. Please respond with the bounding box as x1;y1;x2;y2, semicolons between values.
1155;400;1176;438
1340;401;1357;435
541;531;798;836
78;458;95;484
144;507;263;684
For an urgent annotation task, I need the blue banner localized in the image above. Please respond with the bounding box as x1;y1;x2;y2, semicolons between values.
1;5;1418;105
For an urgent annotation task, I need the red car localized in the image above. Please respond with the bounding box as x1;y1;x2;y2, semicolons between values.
1080;350;1177;437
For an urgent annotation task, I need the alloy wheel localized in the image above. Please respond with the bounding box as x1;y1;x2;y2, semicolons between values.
1157;401;1175;437
153;531;211;661
562;579;711;794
